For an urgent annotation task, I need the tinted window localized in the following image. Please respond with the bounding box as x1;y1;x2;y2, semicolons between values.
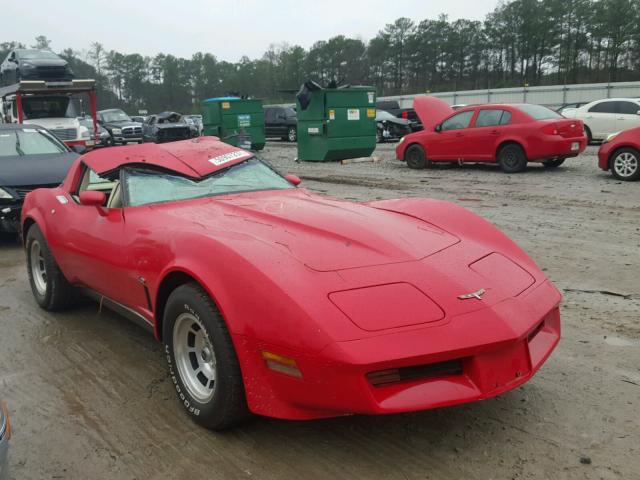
517;104;561;120
441;111;474;131
264;108;275;122
284;107;296;117
588;101;617;114
0;128;68;157
475;110;510;127
617;101;640;115
376;101;399;111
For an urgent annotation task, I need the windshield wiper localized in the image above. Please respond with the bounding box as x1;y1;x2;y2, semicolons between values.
14;132;25;156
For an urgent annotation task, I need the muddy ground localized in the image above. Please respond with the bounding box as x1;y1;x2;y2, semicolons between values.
0;142;638;479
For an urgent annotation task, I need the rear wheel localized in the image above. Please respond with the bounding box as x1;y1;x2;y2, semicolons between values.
610;148;640;181
163;283;249;430
584;126;593;145
498;144;527;173
25;224;75;310
543;158;565;168
405;144;428;169
376;128;384;143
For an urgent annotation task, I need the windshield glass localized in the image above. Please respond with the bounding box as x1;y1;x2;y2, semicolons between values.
125;158;294;207
101;110;131;122
0;128;68;157
19;50;60;60
516;104;562;120
22;96;72;119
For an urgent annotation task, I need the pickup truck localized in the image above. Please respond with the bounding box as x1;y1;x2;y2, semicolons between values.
376;100;422;131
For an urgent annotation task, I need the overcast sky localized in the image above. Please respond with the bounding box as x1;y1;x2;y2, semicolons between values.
3;0;499;61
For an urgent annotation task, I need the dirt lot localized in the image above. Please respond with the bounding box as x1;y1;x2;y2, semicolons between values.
0;142;638;479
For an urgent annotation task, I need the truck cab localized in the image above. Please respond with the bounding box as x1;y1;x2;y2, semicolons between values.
0;80;97;149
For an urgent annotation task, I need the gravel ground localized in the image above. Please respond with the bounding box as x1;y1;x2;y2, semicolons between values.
0;141;638;479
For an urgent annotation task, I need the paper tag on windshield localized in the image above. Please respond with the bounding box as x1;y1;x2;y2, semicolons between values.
347;109;360;121
367;92;375;103
209;150;249;166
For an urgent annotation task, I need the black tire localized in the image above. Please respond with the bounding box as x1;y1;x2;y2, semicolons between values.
287;126;297;142
376;128;384;143
163;283;249;430
609;147;640;181
584;126;593;145
405;144;428;169
543;158;565;168
25;224;75;310
498;143;527;173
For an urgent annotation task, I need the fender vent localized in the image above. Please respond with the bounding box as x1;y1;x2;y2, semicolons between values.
367;359;463;387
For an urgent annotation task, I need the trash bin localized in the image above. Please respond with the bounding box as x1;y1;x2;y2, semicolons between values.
296;82;376;161
200;97;265;150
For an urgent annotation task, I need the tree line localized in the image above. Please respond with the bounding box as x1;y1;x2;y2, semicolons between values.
2;0;639;114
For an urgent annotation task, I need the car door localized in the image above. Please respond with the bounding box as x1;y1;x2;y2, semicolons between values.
55;166;130;304
274;107;287;136
583;101;617;139
465;109;512;161
264;108;275;136
428;110;475;160
615;101;640;132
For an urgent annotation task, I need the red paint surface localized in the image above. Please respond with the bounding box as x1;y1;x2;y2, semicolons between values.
598;127;640;171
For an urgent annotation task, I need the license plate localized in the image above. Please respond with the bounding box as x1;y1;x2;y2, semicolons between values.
86;140;95;146
571;142;579;151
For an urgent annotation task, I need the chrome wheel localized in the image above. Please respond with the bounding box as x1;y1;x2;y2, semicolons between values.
287;127;297;142
30;240;47;296
613;152;638;178
173;312;217;403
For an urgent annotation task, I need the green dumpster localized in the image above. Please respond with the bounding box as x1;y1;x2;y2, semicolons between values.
296;84;376;161
200;97;265;150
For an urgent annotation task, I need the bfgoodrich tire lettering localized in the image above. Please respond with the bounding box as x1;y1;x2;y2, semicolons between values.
163;283;248;430
25;224;76;310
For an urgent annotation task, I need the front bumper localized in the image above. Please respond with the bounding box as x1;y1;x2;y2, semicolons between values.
597;142;613;171
235;280;561;420
0;204;21;233
114;136;142;144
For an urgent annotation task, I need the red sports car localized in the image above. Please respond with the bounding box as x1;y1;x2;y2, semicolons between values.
22;137;561;429
397;97;587;172
597;127;640;181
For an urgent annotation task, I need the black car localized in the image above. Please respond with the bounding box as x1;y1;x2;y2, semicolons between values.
97;109;143;145
142;112;192;143
376;100;422;132
264;106;297;142
0;49;73;85
0;124;79;233
375;110;412;143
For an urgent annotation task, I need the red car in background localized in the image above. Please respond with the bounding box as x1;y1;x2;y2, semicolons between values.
397;98;587;173
598;127;640;181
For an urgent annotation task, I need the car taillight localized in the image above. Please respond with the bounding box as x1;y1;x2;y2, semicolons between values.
542;124;559;135
401;111;408;119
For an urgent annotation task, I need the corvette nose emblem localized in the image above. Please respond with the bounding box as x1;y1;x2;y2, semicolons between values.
458;288;486;300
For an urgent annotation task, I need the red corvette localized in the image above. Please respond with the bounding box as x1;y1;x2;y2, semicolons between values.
397;97;587;172
597;127;640;181
22;137;561;429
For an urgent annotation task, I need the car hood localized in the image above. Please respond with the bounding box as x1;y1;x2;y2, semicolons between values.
24;118;79;129
413;96;454;131
0;152;78;187
151;189;461;272
104;121;141;128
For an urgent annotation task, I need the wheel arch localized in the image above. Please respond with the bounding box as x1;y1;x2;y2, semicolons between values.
496;139;526;159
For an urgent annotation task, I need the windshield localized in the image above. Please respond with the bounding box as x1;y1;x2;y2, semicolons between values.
0;128;68;157
516;104;562;120
19;50;60;60
125;158;294;207
22;96;72;119
101;110;131;122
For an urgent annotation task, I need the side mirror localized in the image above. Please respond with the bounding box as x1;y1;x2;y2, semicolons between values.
79;191;106;207
285;174;301;186
435;124;442;132
72;145;87;154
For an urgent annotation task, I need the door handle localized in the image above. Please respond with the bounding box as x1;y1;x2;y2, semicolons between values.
617;117;625;120
489;130;500;135
455;132;464;137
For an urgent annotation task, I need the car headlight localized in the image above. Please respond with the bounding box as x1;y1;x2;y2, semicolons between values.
398;136;406;145
21;61;35;68
603;132;620;144
112;128;122;135
0;187;14;200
